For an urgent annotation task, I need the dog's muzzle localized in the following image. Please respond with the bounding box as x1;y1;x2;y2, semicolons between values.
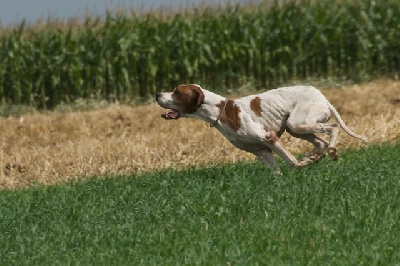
156;92;181;120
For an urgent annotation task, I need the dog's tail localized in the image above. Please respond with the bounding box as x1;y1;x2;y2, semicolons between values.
328;103;367;142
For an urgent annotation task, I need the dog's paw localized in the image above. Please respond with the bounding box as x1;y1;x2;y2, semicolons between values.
327;147;339;161
310;151;326;163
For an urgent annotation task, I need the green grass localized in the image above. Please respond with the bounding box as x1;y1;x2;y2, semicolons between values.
1;143;400;265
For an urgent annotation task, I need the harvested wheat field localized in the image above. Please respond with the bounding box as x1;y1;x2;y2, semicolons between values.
1;80;400;189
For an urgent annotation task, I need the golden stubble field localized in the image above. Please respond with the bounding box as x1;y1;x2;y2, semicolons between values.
1;80;400;189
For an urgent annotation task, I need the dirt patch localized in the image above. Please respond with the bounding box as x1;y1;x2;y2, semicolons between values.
1;80;400;189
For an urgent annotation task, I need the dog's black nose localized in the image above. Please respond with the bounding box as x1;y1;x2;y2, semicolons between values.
155;92;161;101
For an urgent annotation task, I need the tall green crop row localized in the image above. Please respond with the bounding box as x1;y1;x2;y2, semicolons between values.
0;0;399;109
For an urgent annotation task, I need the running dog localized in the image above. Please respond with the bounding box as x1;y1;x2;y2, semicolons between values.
156;84;366;174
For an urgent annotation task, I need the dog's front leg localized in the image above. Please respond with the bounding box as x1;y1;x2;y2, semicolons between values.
253;148;282;175
240;125;320;170
263;131;320;168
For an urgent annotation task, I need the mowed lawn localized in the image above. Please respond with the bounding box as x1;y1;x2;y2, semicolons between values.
1;143;399;265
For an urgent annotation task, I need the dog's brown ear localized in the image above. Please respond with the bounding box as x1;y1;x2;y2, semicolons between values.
195;88;204;108
187;84;204;108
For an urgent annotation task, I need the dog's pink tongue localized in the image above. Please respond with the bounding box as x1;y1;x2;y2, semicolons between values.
161;109;180;120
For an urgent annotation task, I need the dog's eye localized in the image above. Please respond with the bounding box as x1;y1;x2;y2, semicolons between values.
173;89;180;95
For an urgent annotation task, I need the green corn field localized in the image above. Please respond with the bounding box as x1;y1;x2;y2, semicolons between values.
0;0;399;109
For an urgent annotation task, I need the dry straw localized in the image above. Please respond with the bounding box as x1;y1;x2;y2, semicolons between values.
1;80;400;189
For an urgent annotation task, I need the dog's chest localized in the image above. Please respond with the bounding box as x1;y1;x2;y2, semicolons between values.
217;127;261;151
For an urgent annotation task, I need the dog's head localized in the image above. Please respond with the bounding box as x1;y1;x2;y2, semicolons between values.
156;84;205;120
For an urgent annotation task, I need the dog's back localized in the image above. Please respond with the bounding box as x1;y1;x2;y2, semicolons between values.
254;86;326;105
236;86;328;135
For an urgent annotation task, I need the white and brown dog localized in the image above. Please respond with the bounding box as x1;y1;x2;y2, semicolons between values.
156;84;366;174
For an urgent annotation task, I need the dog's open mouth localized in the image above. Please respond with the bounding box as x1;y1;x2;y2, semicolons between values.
161;109;180;120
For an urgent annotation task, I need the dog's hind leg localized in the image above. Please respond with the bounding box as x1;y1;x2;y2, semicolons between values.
286;130;328;162
286;103;340;161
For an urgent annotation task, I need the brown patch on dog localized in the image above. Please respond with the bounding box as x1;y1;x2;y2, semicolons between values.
172;84;204;114
250;96;262;117
217;100;241;131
